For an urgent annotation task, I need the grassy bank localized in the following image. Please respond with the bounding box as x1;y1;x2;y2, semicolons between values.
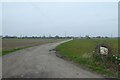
56;38;118;77
2;46;32;56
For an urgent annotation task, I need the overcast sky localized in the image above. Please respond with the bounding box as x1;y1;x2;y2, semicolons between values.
2;2;118;37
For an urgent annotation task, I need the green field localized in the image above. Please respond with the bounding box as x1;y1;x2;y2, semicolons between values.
56;38;119;77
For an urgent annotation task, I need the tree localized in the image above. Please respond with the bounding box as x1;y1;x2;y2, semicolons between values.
85;35;90;39
55;35;59;39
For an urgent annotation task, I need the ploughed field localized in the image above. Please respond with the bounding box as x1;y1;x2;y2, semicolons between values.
2;38;63;55
56;38;119;77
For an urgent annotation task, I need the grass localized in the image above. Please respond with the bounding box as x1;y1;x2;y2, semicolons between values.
0;51;1;56
2;46;31;56
56;38;118;78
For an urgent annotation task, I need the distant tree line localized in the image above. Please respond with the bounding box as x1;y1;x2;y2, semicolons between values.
84;35;110;39
1;35;117;39
2;35;73;39
74;35;117;39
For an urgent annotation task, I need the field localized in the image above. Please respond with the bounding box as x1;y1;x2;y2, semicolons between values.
56;38;119;77
0;38;1;56
2;38;64;56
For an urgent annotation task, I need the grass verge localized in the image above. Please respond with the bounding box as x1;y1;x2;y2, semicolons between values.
56;38;118;78
0;51;1;56
2;46;32;56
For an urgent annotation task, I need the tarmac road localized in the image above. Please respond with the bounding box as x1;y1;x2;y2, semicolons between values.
2;39;103;78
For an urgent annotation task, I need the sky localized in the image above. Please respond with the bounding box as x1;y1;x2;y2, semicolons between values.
0;3;2;36
1;2;118;37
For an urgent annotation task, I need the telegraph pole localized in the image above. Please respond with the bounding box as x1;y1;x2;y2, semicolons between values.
65;32;66;39
49;33;51;38
111;33;112;38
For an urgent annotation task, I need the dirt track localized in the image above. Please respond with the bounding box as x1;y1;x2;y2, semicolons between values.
2;39;103;78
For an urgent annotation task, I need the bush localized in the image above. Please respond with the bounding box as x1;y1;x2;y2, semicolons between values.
93;43;119;72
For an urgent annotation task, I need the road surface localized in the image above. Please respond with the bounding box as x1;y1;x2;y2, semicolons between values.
2;39;103;78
